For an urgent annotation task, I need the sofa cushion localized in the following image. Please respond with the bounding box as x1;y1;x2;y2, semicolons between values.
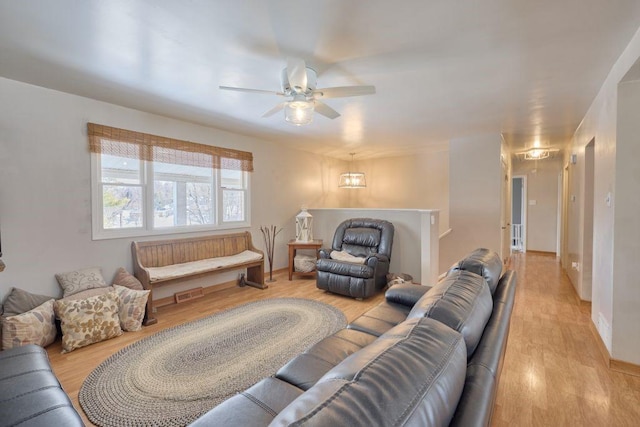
408;270;492;357
316;258;374;279
448;248;503;294
385;283;431;307
347;301;411;337
270;317;467;427
190;377;303;427
147;250;262;282
0;344;84;426
276;329;377;390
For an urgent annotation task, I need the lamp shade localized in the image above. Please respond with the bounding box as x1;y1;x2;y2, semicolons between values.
338;172;366;188
285;95;314;126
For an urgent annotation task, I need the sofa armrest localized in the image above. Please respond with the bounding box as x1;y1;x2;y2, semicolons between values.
385;283;431;307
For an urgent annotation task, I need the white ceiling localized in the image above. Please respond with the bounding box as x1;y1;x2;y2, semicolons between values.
1;1;640;160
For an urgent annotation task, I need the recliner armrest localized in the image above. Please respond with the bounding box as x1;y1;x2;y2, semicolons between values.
385;283;431;307
318;248;332;259
366;253;388;268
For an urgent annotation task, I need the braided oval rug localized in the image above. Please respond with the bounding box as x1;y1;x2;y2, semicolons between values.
79;298;346;427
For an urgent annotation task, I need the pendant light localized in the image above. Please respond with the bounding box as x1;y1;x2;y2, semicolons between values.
338;153;366;189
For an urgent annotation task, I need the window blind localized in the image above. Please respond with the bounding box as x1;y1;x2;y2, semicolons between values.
87;123;253;172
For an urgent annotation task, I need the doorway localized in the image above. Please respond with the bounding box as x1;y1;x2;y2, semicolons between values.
511;176;526;252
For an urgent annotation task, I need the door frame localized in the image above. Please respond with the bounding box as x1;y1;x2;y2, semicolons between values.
512;175;527;252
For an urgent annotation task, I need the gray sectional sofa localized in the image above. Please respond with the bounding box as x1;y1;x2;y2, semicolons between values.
0;344;84;426
192;248;516;426
0;248;515;427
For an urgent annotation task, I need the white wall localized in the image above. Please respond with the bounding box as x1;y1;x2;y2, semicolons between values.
439;134;503;273
567;25;640;363
347;151;450;234
612;78;640;364
512;158;561;253
0;77;348;301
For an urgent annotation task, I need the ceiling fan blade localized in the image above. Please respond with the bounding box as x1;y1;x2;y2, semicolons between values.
287;57;308;94
314;101;340;119
313;85;376;99
262;102;287;118
219;86;284;96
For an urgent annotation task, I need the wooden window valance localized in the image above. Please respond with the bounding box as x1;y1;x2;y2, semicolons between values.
87;123;253;172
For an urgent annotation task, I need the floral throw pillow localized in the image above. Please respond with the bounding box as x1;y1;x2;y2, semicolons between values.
55;267;109;298
54;291;122;353
113;285;149;332
112;267;144;291
2;299;57;350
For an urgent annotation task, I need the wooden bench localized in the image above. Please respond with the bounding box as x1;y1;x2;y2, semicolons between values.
132;231;265;325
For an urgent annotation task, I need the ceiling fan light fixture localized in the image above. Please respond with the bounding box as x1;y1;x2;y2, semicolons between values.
285;95;314;126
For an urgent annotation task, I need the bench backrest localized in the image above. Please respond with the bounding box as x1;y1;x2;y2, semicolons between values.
133;232;256;268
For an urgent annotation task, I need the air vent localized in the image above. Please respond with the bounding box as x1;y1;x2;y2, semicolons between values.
174;287;205;304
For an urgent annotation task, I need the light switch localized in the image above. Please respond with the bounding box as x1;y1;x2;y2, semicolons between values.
606;192;612;207
528;200;537;206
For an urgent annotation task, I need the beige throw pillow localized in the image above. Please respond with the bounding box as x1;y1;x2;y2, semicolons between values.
55;267;109;298
113;267;144;291
2;287;55;317
54;291;122;353
113;285;149;332
329;250;366;264
2;299;57;350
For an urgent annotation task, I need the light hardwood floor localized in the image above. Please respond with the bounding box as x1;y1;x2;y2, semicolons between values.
492;252;640;427
47;254;640;426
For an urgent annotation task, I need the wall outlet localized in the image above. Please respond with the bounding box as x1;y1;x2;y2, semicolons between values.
571;261;580;271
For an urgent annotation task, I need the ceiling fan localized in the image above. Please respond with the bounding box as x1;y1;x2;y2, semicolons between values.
219;58;375;125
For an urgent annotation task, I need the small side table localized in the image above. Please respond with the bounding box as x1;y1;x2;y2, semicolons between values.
288;239;323;280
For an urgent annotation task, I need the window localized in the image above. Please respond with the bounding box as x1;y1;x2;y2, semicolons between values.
89;124;252;239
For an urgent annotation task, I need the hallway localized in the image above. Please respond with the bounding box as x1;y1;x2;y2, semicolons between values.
492;252;640;426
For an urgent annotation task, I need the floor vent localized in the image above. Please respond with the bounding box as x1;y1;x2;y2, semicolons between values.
175;287;205;304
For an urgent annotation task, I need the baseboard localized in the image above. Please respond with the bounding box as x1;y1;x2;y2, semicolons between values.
610;359;640;377
587;318;640;377
525;250;557;257
588;319;611;368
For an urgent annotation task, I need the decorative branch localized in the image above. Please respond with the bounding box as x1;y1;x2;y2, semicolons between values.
260;225;282;281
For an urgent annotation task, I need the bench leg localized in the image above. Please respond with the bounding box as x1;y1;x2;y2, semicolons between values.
143;288;158;326
246;264;267;290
